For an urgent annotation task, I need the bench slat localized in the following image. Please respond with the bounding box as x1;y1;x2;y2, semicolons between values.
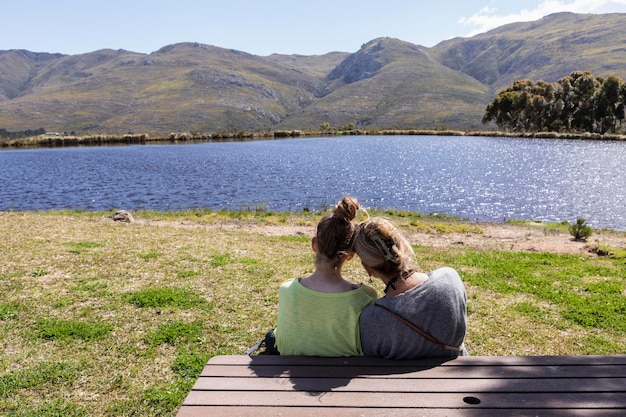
191;375;626;393
182;390;626;408
177;406;626;417
201;364;626;378
206;354;626;367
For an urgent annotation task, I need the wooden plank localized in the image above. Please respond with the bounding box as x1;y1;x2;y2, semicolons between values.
181;406;626;417
200;364;626;378
206;354;626;367
191;375;626;393
181;390;626;409
176;406;626;417
207;355;452;367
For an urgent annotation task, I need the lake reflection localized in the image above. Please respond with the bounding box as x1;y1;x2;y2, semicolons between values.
1;135;625;230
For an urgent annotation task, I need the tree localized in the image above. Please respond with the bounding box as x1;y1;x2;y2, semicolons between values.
594;75;623;133
483;71;626;134
482;81;533;131
568;71;599;132
319;121;331;132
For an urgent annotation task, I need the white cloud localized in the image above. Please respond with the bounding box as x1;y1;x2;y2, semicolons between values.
460;0;626;37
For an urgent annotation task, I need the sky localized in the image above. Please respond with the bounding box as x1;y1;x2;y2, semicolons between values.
3;0;626;56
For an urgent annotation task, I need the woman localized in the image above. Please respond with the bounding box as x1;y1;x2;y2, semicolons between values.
274;196;378;356
353;217;468;359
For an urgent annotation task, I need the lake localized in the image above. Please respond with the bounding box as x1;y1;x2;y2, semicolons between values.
1;135;625;230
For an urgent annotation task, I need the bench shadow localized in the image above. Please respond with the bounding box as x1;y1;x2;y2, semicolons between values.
247;355;454;395
243;355;626;411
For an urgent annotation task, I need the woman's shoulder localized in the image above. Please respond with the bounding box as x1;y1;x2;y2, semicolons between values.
430;266;460;278
424;267;466;297
428;267;463;285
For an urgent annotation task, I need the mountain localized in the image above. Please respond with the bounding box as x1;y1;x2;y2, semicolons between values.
0;44;347;134
432;12;626;90
1;12;626;135
275;38;490;130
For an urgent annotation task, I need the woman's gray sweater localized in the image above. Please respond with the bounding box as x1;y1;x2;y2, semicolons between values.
359;267;468;359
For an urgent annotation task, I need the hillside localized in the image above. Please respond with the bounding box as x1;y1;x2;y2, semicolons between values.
1;12;626;135
276;38;490;130
432;12;626;90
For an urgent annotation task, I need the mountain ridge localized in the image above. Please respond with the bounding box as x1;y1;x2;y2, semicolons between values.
2;12;626;135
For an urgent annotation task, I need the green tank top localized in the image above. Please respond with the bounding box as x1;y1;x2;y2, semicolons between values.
275;278;378;356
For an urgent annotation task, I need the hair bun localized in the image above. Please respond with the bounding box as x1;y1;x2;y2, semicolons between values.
333;196;359;222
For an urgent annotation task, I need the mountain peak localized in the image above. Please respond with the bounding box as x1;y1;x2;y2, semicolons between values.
328;37;423;84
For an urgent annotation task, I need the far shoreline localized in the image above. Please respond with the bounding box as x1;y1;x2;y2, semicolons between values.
2;208;626;234
2;128;626;149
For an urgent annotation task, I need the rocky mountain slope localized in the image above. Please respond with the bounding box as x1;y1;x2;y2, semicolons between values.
1;12;626;135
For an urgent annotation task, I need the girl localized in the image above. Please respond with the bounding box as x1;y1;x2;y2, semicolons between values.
274;196;378;356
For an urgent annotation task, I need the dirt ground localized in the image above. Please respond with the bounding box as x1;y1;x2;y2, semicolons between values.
215;220;626;256
407;223;626;255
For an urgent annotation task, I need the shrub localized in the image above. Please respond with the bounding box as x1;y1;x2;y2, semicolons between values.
569;218;592;241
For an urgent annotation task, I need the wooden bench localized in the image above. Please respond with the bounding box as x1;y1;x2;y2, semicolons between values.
176;354;626;416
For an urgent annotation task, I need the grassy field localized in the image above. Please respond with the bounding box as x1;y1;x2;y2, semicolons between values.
1;209;625;416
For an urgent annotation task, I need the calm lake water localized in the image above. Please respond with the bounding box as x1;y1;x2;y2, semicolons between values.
1;135;625;230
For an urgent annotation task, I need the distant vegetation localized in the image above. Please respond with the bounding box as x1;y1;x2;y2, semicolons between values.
483;71;626;134
4;128;626;149
2;126;626;149
0;127;45;139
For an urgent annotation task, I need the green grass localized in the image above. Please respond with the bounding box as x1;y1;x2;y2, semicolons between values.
67;241;105;254
125;287;213;310
171;348;212;378
0;362;78;398
0;209;624;416
145;320;204;347
36;319;113;343
423;249;625;332
6;398;87;417
0;303;20;320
